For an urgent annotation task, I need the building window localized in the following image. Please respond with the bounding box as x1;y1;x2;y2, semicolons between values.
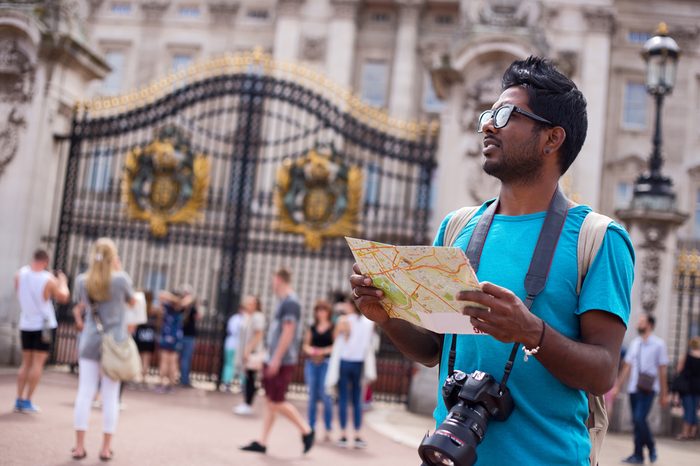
178;5;201;17
435;14;454;25
110;2;132;15
246;9;269;20
370;11;391;23
102;50;126;95
172;53;194;73
423;73;444;114
615;181;633;209
628;31;651;44
84;148;113;193
360;61;389;108
622;82;647;129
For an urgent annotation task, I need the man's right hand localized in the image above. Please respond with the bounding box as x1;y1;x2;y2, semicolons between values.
349;263;389;326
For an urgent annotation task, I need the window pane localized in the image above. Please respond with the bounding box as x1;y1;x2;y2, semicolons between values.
360;62;388;108
102;51;125;95
172;54;193;72
622;82;647;129
423;73;444;113
615;182;632;209
111;2;132;15
178;5;200;17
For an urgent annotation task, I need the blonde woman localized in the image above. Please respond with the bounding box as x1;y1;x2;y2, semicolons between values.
71;239;135;461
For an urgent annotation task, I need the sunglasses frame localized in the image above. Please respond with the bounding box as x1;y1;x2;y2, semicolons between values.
477;104;554;133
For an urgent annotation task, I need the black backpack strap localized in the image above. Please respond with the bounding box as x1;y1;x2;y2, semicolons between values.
446;188;569;377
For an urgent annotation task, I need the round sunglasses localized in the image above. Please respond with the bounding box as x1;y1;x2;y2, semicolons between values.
477;104;553;133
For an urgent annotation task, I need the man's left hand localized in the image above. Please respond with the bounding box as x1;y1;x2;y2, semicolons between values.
459;282;542;348
660;392;670;407
266;359;281;377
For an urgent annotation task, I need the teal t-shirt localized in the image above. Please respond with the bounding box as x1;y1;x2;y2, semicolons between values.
433;203;635;466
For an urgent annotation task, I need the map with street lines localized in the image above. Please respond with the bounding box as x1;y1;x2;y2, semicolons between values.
346;237;487;335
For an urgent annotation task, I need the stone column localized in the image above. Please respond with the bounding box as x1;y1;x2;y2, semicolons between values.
388;0;423;119
325;0;360;89
0;8;108;365
273;0;305;62
572;8;614;209
615;208;687;434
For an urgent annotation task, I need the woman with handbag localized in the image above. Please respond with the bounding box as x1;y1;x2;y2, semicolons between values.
233;295;266;415
674;336;700;440
71;238;136;461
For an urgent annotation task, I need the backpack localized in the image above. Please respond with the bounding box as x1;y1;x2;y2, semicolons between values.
444;205;612;466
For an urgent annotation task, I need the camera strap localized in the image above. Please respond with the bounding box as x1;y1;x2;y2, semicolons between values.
447;187;569;386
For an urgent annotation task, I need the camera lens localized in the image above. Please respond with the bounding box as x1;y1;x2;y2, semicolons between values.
425;449;455;466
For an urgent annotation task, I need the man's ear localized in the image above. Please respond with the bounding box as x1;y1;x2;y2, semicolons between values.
543;126;566;156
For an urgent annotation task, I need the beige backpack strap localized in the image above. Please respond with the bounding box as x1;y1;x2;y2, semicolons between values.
578;210;614;466
577;211;613;295
443;206;480;247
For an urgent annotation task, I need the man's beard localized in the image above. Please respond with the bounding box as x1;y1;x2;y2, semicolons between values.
483;133;544;184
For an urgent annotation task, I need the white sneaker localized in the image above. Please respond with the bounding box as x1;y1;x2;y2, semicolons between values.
233;403;253;416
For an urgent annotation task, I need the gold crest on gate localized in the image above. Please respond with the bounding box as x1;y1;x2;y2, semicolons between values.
275;146;362;249
122;125;210;237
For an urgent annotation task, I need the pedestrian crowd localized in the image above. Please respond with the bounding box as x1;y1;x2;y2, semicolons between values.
12;241;378;461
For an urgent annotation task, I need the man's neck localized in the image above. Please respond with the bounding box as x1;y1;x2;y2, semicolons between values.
641;331;652;342
30;262;45;272
497;179;560;216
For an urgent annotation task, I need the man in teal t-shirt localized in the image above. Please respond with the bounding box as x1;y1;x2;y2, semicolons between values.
349;56;634;465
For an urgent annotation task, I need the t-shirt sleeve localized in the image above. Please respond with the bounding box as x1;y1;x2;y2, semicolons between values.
577;222;635;327
119;273;135;303
280;300;301;324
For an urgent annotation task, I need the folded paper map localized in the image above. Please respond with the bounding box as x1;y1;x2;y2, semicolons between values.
346;237;487;335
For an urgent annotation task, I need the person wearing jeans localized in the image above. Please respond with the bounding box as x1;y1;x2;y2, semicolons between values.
334;299;374;449
612;314;669;464
303;300;334;440
179;295;198;387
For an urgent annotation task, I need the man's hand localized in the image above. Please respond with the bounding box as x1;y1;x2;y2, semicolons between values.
659;392;670;407
266;359;281;377
349;263;389;326
459;282;542;348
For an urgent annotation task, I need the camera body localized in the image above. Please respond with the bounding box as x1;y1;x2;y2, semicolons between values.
418;370;515;466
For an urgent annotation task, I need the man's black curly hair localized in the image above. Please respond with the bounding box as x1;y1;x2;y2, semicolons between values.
502;56;588;174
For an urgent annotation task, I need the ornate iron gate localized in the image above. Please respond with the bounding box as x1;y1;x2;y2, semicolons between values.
673;243;700;366
51;50;438;401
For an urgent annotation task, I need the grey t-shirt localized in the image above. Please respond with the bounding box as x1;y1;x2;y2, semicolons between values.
75;271;135;361
265;294;301;366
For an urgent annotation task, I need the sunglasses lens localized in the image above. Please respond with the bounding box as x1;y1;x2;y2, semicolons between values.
478;111;492;132
494;106;512;128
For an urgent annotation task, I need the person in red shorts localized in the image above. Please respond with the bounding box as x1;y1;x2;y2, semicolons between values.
241;268;314;455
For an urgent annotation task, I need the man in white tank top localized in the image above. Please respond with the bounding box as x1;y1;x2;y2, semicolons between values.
14;249;70;413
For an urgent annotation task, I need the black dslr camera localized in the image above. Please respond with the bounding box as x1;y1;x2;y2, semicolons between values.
418;369;515;466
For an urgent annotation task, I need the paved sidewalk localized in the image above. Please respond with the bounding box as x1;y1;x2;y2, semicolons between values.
1;368;698;465
0;369;418;466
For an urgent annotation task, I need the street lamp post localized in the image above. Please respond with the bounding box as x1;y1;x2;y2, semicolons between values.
631;23;681;211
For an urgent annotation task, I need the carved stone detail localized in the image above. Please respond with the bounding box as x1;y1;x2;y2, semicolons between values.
208;1;240;23
300;36;326;62
141;1;169;22
554;50;578;78
330;0;360;21
0;108;26;179
583;8;615;34
0;40;35;103
463;0;541;28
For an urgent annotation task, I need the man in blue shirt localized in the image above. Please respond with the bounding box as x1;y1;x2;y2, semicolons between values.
350;57;634;465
